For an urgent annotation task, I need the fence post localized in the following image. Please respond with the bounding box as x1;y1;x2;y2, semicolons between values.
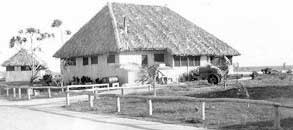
27;88;31;100
116;96;121;113
13;88;16;98
148;99;153;116
107;84;110;91
121;88;124;95
202;102;206;127
18;88;21;99
61;82;64;93
6;88;9;96
88;94;94;108
148;85;151;92
273;105;281;130
66;86;70;106
48;88;51;98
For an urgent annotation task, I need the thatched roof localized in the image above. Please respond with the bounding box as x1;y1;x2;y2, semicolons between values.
53;2;240;58
2;49;46;67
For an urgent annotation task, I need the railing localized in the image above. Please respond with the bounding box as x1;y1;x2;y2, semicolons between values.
0;84;66;100
65;84;152;106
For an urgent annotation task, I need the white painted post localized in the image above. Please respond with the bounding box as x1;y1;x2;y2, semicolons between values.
88;94;94;108
66;86;70;106
116;96;121;113
107;84;110;91
148;99;153;116
202;102;206;126
18;88;21;99
6;88;9;96
273;105;281;130
48;88;51;98
13;88;16;98
27;88;31;100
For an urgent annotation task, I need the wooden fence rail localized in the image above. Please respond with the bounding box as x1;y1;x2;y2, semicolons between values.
97;94;292;130
1;86;66;100
65;84;152;107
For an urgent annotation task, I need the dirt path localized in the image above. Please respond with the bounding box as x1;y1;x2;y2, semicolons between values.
0;96;207;130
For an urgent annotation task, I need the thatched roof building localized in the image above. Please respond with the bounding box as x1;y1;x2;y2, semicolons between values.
2;49;46;67
53;2;240;58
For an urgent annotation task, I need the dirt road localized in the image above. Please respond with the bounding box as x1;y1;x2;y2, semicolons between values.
0;97;206;130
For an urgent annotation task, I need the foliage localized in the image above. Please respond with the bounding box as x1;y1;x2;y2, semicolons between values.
80;76;93;84
42;74;53;86
138;64;164;96
51;19;62;28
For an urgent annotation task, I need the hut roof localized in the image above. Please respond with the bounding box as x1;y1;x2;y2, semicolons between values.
53;2;240;58
2;49;46;67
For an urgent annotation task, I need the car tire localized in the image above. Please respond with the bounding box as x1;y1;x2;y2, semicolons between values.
208;74;220;85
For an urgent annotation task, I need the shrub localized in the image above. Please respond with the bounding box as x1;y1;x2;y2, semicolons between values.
179;73;189;82
42;74;53;86
81;76;92;84
250;71;258;80
287;69;293;74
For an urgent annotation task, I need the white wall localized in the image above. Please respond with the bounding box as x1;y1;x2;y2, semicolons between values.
200;56;210;66
62;54;130;83
6;71;32;82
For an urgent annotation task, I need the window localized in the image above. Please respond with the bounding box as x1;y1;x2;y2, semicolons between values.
173;56;200;67
83;57;89;65
64;58;76;66
91;56;98;64
181;56;188;66
154;54;164;63
174;56;180;66
141;55;148;66
188;56;200;66
21;66;31;71
107;55;115;63
6;66;15;71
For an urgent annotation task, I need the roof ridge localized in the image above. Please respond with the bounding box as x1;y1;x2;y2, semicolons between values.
107;2;122;52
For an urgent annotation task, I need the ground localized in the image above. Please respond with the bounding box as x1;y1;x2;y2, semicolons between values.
0;96;205;130
67;74;293;130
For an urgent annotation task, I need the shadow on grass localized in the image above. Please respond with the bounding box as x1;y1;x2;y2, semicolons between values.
188;85;293;100
219;117;293;130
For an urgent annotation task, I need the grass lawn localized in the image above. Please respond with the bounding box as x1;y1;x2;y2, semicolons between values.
66;74;293;130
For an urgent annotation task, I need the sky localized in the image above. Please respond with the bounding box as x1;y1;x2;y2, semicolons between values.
0;0;293;72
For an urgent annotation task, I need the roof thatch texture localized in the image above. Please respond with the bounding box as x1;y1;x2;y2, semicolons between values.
2;49;46;67
53;2;240;58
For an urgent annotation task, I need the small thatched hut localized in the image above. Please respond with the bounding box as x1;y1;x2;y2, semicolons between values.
53;2;240;84
2;49;46;82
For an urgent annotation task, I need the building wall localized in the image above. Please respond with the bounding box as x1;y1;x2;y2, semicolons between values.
61;54;130;84
61;51;233;84
5;66;32;82
61;50;172;84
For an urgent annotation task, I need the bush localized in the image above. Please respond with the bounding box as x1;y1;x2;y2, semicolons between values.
250;71;258;80
179;73;189;82
287;69;293;74
81;76;92;84
42;74;53;86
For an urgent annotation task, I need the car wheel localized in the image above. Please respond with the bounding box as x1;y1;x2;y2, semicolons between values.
208;74;219;85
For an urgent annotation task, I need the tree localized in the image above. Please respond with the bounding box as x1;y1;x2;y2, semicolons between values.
51;19;72;72
139;64;164;96
9;27;54;83
9;19;71;84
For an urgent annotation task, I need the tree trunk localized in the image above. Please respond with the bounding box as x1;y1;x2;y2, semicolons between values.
152;82;156;96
